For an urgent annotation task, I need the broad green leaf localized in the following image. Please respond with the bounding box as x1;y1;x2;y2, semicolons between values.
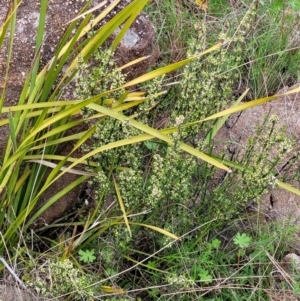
144;141;159;150
78;249;96;263
199;270;213;284
233;233;252;248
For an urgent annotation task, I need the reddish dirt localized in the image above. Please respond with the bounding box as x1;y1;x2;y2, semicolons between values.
214;83;300;227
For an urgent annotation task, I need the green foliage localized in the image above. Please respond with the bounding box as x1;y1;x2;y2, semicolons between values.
1;0;300;300
78;249;96;263
0;0;151;253
70;2;299;299
152;220;298;300
233;233;252;248
198;269;213;284
245;2;300;97
25;259;98;300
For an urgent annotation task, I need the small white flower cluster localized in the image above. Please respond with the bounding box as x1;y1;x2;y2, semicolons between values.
95;170;111;200
144;75;165;106
269;175;279;189
166;273;195;288
170;5;256;144
26;259;96;299
146;148;197;213
150;185;162;198
113;226;132;250
145;154;164;208
122;118;135;138
239;118;293;201
76;48;125;108
118;168;144;208
269;114;280;123
89;117;142;174
175;115;185;126
211;112;295;220
278;137;294;154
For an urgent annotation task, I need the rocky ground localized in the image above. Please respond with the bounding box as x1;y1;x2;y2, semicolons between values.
0;1;300;299
215;83;300;233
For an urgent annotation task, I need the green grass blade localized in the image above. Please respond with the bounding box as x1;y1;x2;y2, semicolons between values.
130;222;179;240
34;120;84;141
57;0;119;62
113;175;132;237
39;14;91;102
83;103;231;171
277;181;300;196
201;86;300;122
23;154;98;167
18;93;108;149
1;100;78;114
29;133;88;151
71;125;96;153
29;0;47;94
65;0;149;77
0;1;21;48
0;0;19;113
27;160;96;176
204;89;249;144
8;110;17;152
122;42;223;88
111;1;143;50
208;153;300;196
14;168;31;194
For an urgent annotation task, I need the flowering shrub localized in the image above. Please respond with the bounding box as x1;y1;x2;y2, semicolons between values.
26;259;97;299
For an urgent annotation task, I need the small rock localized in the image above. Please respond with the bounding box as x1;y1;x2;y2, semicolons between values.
282;253;300;274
